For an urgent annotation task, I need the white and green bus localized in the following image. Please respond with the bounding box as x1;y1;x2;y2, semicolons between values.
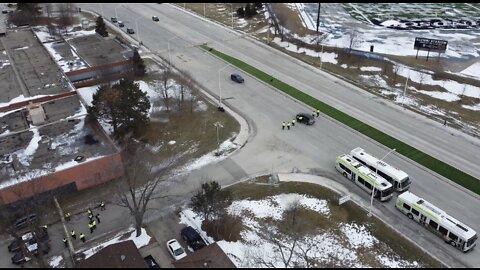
350;147;411;192
335;154;394;201
396;191;477;253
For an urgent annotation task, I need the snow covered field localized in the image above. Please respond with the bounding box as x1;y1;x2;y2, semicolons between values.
179;189;425;267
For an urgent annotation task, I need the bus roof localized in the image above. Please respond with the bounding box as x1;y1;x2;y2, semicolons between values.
337;154;392;190
350;147;409;181
398;191;476;239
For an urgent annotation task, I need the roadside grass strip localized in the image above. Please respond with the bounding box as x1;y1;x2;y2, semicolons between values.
200;45;480;196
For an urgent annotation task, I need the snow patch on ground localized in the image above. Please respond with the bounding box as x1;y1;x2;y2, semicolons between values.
179;138;239;173
81;227;151;260
47;255;63;268
417;90;460;102
360;66;382;72
462;103;480;111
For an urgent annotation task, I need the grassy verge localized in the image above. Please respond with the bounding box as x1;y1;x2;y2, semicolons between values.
199;45;480;195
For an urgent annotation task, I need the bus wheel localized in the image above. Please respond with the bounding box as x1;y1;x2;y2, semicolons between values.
342;172;347;178
407;213;413;220
449;241;456;248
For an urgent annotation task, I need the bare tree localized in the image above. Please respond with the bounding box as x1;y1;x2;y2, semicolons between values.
459;84;467;103
418;72;427;88
348;29;361;53
44;3;53;18
156;67;172;112
58;3;74;35
393;64;401;83
114;141;176;237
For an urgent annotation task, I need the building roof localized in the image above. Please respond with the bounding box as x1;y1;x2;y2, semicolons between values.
76;240;148;268
172;242;236;268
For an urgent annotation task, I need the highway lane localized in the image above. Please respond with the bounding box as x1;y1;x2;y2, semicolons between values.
144;3;480;182
81;4;480;267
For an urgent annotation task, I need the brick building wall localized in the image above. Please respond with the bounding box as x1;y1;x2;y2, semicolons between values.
0;152;124;205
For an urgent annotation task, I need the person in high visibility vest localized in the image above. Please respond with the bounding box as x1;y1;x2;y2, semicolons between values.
71;230;76;239
316;109;320;117
92;220;97;230
88;222;94;233
282;122;286;130
42;224;48;232
65;212;71;221
287;122;291;130
292;119;296;126
87;208;92;215
63;238;68;247
100;201;105;211
80;233;86;243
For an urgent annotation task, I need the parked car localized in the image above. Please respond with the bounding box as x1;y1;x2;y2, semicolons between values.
14;214;37;230
181;226;206;251
127;28;135;34
111;17;118;23
230;73;244;83
2;9;8;14
118;21;124;27
11;242;50;265
144;255;161;268
152;16;159;21
8;232;35;252
296;113;315;125
166;239;187;261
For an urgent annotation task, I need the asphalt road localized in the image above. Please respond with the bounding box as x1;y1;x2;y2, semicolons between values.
75;3;480;267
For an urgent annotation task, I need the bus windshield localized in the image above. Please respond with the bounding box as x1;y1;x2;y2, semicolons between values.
467;235;477;247
400;177;411;188
381;186;394;198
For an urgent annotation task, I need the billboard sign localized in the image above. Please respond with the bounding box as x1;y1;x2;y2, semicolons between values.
414;37;448;53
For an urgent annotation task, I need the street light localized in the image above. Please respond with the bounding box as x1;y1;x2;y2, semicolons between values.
368;148;396;217
99;3;104;18
402;76;409;108
213;122;224;156
168;35;180;66
218;64;230;108
115;4;122;23
134;17;143;47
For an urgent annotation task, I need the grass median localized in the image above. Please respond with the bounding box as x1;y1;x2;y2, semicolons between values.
200;45;480;196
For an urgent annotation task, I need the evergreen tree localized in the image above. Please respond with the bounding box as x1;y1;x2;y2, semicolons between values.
132;48;146;77
236;7;245;18
95;16;108;37
88;79;150;138
245;3;252;18
189;181;232;222
245;3;258;18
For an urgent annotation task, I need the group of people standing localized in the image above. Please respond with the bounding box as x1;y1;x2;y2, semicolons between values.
282;109;320;130
63;201;106;247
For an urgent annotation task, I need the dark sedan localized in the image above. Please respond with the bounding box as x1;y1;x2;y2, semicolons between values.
296;113;315;125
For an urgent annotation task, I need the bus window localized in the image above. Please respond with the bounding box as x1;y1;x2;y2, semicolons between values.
438;226;448;236
403;203;411;211
429;220;439;229
449;232;458;241
411;208;419;216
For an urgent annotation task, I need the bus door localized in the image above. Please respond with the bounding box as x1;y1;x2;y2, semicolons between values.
351;172;356;182
420;214;426;224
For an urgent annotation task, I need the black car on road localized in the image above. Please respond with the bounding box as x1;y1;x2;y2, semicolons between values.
11;242;50;265
152;16;159;21
230;73;244;83
181;226;206;251
296;113;315;125
127;28;135;34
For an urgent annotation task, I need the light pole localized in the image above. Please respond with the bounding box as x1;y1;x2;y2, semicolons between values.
134;17;142;47
368;148;396;217
100;3;104;18
229;4;234;29
213;122;224;156
402;76;409;108
115;5;122;22
168;35;180;66
218;64;230;108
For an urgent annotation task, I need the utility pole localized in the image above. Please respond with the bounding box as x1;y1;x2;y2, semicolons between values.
368;148;396;217
402;76;409;108
316;3;321;33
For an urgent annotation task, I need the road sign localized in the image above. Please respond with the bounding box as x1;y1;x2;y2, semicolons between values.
414;37;448;53
339;195;350;205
